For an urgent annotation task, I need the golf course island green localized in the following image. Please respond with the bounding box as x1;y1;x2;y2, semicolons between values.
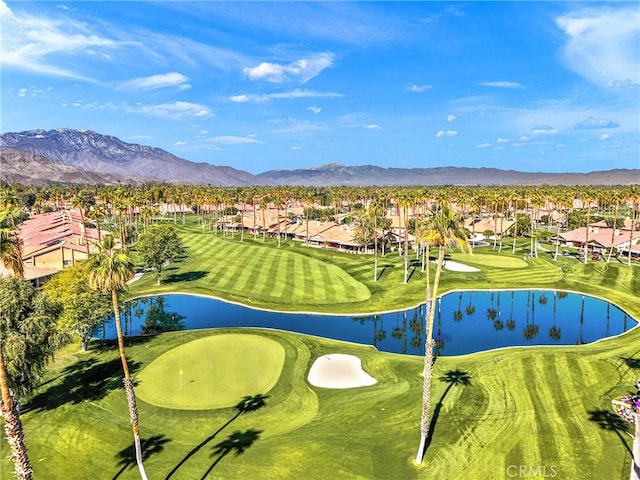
135;333;285;410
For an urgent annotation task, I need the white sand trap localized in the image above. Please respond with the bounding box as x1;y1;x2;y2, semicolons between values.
442;260;480;272
307;354;377;389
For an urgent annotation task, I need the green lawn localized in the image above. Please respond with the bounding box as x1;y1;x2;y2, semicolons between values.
136;334;285;409
4;219;640;479
129;219;640;317
8;327;640;479
131;230;371;310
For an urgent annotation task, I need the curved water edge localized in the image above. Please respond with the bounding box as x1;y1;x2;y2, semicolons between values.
101;289;638;357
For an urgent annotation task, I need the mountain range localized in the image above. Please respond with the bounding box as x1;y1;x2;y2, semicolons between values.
1;129;638;186
0;129;269;186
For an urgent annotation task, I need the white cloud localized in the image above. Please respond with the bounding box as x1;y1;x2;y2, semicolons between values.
600;134;610;141
497;137;510;143
128;101;213;119
121;72;190;90
307;106;322;114
291;146;302;151
479;81;522;88
229;94;250;103
477;143;492;149
435;130;459;138
407;84;432;92
243;52;335;84
556;6;640;87
575;115;619;129
446;114;456;123
364;124;381;130
227;89;343;102
530;126;559;136
0;1;116;81
209;135;264;145
174;141;187;146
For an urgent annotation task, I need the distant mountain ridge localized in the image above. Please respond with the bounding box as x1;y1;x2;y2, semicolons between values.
0;149;128;185
0;128;270;186
1;129;637;186
259;163;640;186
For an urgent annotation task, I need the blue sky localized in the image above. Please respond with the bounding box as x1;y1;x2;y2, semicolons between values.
1;1;639;175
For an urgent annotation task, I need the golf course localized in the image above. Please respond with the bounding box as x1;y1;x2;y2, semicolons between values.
4;218;640;479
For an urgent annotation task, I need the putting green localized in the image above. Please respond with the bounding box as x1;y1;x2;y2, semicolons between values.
135;333;285;410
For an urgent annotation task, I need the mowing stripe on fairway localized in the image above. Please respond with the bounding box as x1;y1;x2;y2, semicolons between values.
173;234;371;306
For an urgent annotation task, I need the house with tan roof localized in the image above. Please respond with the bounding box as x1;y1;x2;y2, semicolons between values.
464;217;515;241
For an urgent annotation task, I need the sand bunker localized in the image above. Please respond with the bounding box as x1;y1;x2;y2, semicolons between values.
442;260;480;272
307;354;377;389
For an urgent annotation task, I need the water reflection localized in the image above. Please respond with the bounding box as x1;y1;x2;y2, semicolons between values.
117;296;186;337
98;290;636;357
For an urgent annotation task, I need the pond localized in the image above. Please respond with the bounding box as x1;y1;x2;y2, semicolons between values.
99;290;637;356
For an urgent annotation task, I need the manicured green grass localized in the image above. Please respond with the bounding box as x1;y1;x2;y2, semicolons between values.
130;219;640;319
131;230;371;310
136;334;285;409
451;252;528;269
4;217;640;479
7;326;640;479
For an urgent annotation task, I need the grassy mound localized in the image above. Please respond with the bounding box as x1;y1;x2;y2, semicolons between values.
451;252;528;269
132;232;371;309
136;334;285;409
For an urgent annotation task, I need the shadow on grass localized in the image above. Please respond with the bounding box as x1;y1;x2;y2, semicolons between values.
200;429;262;479
113;434;172;480
621;357;640;370
376;264;395;281
25;358;143;413
587;409;632;456
92;335;155;350
165;270;209;283
422;370;472;458
165;394;269;480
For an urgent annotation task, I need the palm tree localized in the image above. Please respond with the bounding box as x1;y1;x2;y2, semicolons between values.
632;393;640;480
368;199;384;281
86;236;148;480
627;187;640;266
71;191;92;255
0;212;32;480
0;219;24;280
580;188;596;264
416;207;470;464
397;193;412;284
605;189;623;263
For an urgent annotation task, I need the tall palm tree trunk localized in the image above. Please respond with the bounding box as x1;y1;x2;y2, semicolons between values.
111;290;148;480
373;214;378;282
632;412;640;480
0;349;32;480
607;204;619;263
416;244;444;463
403;206;409;283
